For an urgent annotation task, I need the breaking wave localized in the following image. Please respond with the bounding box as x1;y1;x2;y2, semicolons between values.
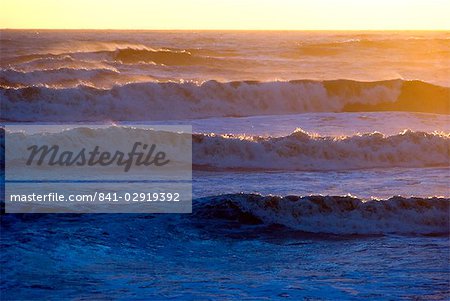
193;129;450;171
193;193;450;235
4;127;450;171
2;79;449;121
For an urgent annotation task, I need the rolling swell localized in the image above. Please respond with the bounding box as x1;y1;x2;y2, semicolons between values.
0;68;120;88
2;79;449;121
287;38;450;57
5;127;450;171
2;47;211;67
112;47;208;65
193;129;449;171
193;193;450;235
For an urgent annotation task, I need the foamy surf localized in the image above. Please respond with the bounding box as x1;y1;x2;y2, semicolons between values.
4;127;450;171
2;30;450;300
193;129;450;171
194;193;450;235
2;79;449;121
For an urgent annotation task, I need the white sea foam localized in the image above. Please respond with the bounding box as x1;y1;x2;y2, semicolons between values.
4;127;449;171
193;129;450;170
1;79;415;121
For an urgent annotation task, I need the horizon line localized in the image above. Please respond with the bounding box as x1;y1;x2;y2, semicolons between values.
1;28;449;32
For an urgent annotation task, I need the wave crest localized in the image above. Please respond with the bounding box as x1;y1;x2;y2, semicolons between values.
2;79;448;121
193;129;450;171
112;47;207;65
4;127;449;171
194;193;450;235
0;68;120;88
2;47;210;67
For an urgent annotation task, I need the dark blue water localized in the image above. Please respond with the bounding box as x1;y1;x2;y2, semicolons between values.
2;209;449;300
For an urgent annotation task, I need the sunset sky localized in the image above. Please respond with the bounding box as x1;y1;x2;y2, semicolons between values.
1;0;449;30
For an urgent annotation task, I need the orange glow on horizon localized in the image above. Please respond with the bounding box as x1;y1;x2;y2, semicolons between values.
1;0;449;30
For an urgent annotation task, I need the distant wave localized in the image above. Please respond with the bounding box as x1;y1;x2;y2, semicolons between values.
111;47;210;65
194;193;450;235
6;38;448;67
288;38;450;57
2;47;213;67
0;68;120;88
2;79;449;121
1;53;67;66
1;59;117;78
5;127;449;171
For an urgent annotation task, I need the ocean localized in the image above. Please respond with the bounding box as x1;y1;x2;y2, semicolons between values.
1;30;449;300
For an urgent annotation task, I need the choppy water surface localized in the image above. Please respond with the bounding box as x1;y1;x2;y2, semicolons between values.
1;30;449;300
